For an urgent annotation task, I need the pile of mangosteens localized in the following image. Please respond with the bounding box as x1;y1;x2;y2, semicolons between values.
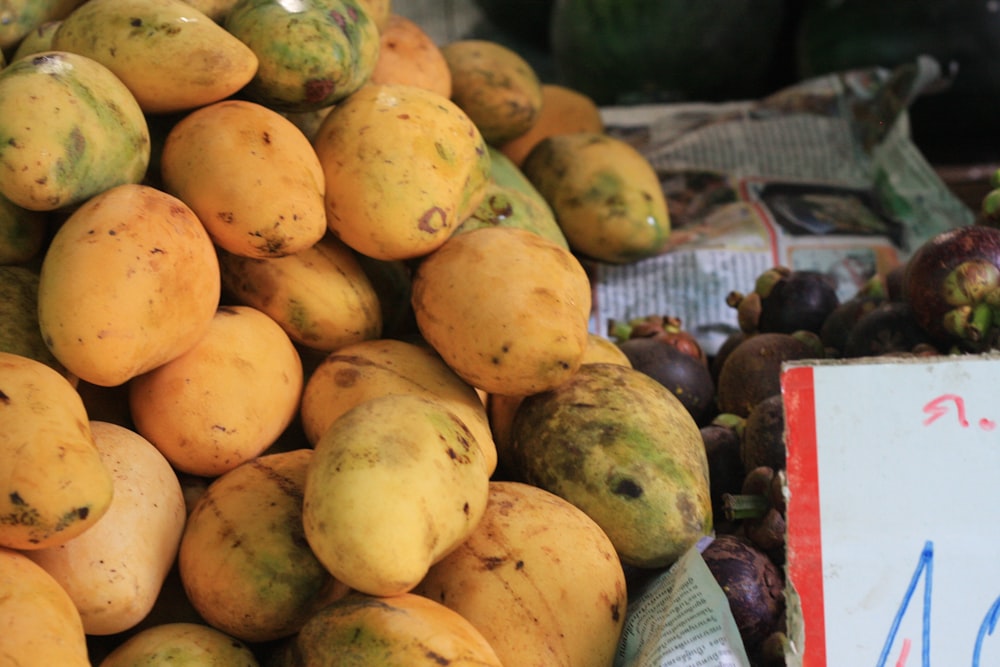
607;219;1000;665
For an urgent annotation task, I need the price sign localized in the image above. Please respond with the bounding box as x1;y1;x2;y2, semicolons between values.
782;354;1000;666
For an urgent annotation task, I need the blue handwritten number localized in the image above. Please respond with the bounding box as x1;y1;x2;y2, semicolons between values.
877;541;933;667
973;595;1000;666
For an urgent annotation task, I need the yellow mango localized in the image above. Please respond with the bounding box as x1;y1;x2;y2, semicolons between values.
314;83;491;260
161;99;327;258
0;0;83;51
411;226;592;396
303;393;489;596
0;352;113;550
521;131;672;264
499;83;605;167
414;481;628;667
25;421;186;636
180;0;241;22
98;622;260;667
370;13;452;98
179;449;349;642
279;592;503;667
37;183;221;387
217;233;382;351
299;337;497;474
9;19;62;61
52;0;258;114
0;51;150;212
129;305;303;477
357;0;392;30
441;39;544;146
0;547;90;667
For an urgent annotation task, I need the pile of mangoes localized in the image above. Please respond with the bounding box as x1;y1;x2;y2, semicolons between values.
0;1;772;665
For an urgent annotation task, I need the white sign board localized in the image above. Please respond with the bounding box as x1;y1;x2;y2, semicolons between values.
782;355;1000;666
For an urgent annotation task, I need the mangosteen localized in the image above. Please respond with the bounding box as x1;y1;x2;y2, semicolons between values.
701;534;785;654
608;314;707;366
903;224;1000;351
617;336;717;426
700;417;745;532
741;393;786;473
884;263;908;302
728;266;840;336
709;329;747;386
715;332;822;418
723;466;787;567
741;465;787;561
842;300;940;358
756;268;840;335
819;293;885;356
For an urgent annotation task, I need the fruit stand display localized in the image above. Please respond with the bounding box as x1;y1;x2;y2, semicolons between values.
2;2;999;666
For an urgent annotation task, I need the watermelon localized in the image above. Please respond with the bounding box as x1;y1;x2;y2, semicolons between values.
549;0;793;105
473;0;555;49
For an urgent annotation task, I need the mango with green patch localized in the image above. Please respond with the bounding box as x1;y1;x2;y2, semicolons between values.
510;362;713;568
225;0;379;112
0;51;149;211
522;131;672;264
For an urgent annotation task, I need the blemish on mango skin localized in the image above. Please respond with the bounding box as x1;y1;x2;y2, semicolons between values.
486;194;513;218
54;505;91;531
333;367;360;388
417;206;447;233
611;477;643;499
481;555;505;570
425;650;449;665
305;78;335;104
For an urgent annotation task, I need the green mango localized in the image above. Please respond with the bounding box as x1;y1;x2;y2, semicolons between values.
225;0;380;112
452;181;569;250
510;362;713;568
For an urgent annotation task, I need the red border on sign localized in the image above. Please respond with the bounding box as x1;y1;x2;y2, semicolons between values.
782;365;826;666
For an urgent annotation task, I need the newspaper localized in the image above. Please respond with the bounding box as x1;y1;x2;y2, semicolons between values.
616;537;751;667
588;56;975;356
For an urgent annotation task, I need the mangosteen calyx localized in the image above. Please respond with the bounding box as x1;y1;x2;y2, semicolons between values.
939;260;1000;344
722;492;770;521
904;224;1000;351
